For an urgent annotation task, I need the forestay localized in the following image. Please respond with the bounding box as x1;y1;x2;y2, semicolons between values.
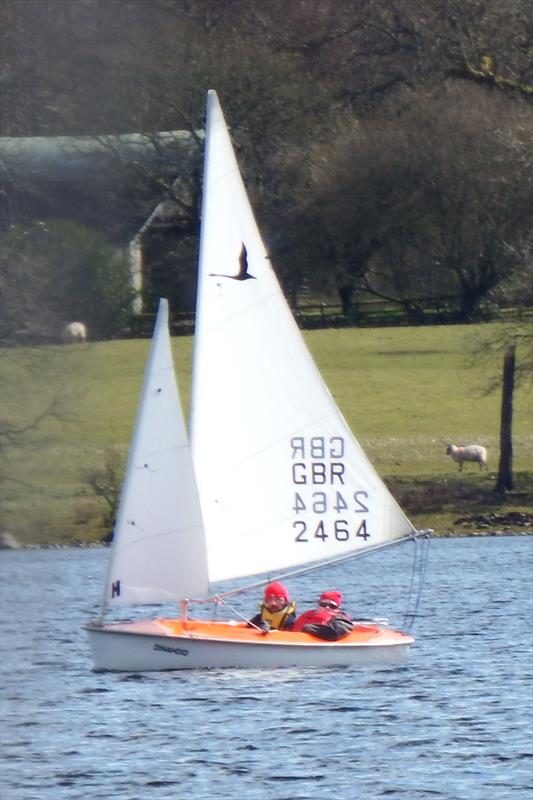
101;299;208;610
191;90;416;586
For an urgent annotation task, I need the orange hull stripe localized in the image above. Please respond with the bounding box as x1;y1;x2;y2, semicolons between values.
156;618;413;646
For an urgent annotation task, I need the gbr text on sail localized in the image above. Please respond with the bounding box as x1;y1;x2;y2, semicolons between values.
290;436;370;544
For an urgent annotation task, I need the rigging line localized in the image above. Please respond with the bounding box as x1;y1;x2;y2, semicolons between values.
402;537;420;630
403;558;422;631
210;595;263;629
411;534;431;618
403;532;432;632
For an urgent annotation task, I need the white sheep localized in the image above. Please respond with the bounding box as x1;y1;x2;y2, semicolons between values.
446;444;488;471
61;321;88;344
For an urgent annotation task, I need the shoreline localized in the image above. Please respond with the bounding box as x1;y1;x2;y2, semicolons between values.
1;528;531;550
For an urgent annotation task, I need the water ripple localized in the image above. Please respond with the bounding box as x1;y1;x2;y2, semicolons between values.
1;537;532;800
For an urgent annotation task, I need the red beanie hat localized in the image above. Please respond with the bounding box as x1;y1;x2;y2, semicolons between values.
320;590;342;607
264;582;289;602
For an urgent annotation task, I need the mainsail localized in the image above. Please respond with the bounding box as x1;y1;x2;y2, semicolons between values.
102;299;208;609
191;90;416;586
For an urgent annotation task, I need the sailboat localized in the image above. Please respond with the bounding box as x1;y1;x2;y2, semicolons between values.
87;90;424;671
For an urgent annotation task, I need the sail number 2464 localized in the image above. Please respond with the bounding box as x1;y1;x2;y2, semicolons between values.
294;518;369;542
292;492;370;542
290;436;371;543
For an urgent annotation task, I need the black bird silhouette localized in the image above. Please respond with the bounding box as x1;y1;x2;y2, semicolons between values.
209;243;256;281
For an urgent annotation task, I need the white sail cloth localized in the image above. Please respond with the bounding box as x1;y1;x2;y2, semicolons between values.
191;90;416;585
103;300;209;608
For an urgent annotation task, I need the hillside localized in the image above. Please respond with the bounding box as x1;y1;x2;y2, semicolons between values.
1;321;531;546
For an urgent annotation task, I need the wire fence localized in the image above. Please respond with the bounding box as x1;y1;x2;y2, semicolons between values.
124;297;530;338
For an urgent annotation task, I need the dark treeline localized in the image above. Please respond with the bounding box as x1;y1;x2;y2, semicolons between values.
1;0;532;339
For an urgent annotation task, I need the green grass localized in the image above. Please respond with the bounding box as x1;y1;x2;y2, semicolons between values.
1;322;531;546
307;324;531;472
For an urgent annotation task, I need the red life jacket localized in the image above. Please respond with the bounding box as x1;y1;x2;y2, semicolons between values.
292;607;339;632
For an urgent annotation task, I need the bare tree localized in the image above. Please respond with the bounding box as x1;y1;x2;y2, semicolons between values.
82;449;124;534
288;82;533;315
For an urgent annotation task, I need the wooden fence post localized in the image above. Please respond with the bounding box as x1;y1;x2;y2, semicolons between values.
495;344;516;493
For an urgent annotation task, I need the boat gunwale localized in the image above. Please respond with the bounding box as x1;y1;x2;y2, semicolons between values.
85;619;414;648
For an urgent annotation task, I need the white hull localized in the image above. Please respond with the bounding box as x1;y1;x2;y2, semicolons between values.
86;619;413;672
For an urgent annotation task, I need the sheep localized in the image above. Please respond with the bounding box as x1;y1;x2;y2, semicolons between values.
61;321;87;344
446;444;488;471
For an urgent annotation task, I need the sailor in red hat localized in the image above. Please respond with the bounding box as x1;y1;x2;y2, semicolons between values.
291;590;353;640
247;582;297;633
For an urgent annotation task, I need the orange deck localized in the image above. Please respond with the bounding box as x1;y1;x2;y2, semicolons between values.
155;618;413;646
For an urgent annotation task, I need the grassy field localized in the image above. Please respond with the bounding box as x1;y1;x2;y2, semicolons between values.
1;322;531;546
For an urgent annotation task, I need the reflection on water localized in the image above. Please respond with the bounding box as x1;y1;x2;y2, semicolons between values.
1;537;532;800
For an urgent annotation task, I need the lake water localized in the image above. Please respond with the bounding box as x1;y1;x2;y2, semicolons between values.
1;536;532;800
